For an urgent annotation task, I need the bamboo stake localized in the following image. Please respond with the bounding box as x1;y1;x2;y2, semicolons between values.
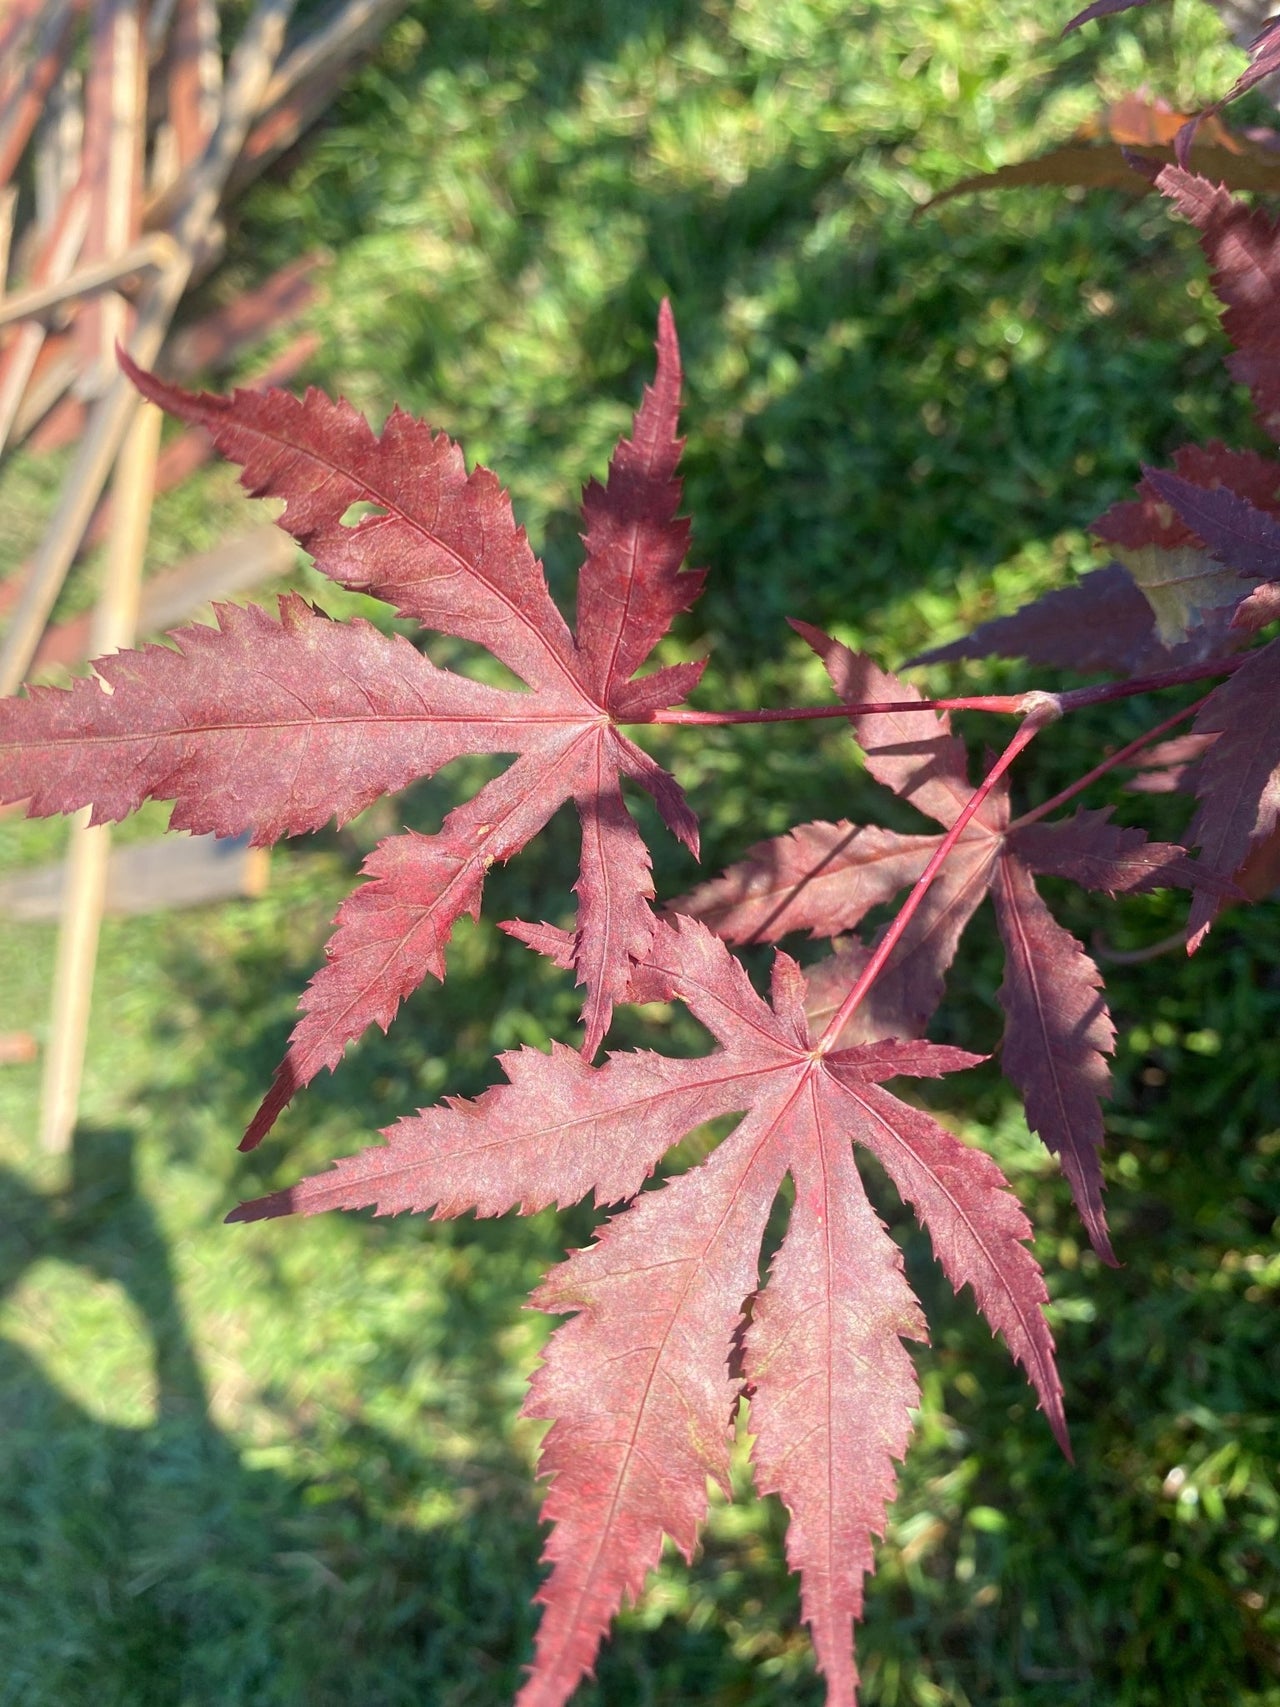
0;230;177;331
76;0;145;390
0;186;16;289
0;0;297;699
0;0;77;188
168;0;222;167
150;0;406;219
258;0;406;112
7;348;80;448
38;398;163;1154
0;0;47;84
34;64;84;235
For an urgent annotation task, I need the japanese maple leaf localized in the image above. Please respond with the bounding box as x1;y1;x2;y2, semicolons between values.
229;913;1066;1707
678;623;1222;1264
1156;165;1280;439
917;153;1280;675
0;306;704;1141
914;441;1280;674
1180;634;1280;947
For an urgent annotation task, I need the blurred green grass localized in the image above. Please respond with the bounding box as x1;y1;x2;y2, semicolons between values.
1;0;1277;1702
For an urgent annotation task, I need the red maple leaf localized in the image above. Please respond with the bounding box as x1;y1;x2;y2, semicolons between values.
914;438;1280;677
1093;443;1280;559
1181;635;1280;946
1146;167;1280;440
677;624;1223;1264
916;160;1280;677
229;913;1066;1707
0;307;704;1141
907;561;1207;676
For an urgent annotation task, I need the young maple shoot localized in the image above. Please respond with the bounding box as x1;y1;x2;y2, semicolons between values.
1;146;1278;1703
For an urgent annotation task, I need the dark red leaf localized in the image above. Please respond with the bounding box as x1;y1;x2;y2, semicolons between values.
792;621;973;828
1180;19;1280;159
1141;466;1280;578
1093;443;1280;554
2;314;707;1137
1121;732;1216;797
1185;637;1280;945
231;915;1059;1701
1007;807;1233;896
680;642;1213;1257
575;302;704;701
1155;167;1280;439
908;564;1172;676
671;819;936;944
991;853;1117;1265
744;1116;924;1704
824;1064;1068;1452
1062;0;1159;33
0;595;519;841
117;348;580;686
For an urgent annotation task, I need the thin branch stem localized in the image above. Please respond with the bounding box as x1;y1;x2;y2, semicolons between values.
647;653;1243;728
1011;694;1211;830
812;705;1057;1053
651;694;1027;725
1053;655;1243;712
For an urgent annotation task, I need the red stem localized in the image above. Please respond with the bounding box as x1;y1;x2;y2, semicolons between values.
813;706;1056;1053
1011;694;1211;830
651;696;1023;725
647;654;1241;728
1053;655;1242;712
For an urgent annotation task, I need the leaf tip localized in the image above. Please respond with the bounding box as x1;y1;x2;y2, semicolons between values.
656;296;677;352
225;1188;295;1224
241;1065;298;1151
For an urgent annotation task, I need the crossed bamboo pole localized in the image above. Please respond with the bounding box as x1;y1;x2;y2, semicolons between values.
0;0;408;1152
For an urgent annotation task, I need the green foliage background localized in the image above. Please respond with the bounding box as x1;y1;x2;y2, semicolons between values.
0;1;1276;1702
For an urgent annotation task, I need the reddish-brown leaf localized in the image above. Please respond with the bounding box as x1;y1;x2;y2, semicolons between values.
1;311;706;1135
990;852;1117;1266
680;630;1221;1258
231;916;1062;1704
1093;443;1280;555
1156;166;1280;439
908;563;1175;676
922;99;1274;210
1141;466;1280;579
1184;637;1280;946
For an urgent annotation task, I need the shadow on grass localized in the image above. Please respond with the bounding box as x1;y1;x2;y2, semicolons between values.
0;1122;547;1707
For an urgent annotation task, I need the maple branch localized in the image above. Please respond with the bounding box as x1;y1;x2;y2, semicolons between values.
1011;694;1211;829
652;693;1028;725
1052;655;1246;712
647;657;1243;727
814;699;1060;1053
